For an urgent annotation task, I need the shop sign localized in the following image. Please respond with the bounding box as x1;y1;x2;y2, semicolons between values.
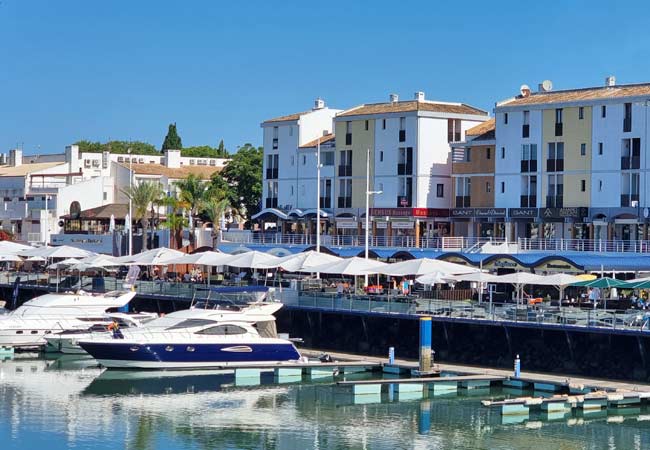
335;221;357;229
482;258;527;271
391;221;414;229
475;208;506;218
412;208;449;218
509;208;538;218
540;207;588;220
369;208;449;218
376;222;388;229
535;260;581;273
450;208;475;217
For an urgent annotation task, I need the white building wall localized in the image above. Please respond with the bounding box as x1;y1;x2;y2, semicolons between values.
416;117;451;208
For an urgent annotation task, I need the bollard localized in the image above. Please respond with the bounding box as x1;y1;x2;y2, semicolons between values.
388;346;395;365
419;317;432;373
514;354;521;378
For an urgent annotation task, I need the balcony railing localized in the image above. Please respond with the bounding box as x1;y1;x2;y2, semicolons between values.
621;156;640;170
520;160;537;172
397;163;413;175
338;165;352;177
520;195;536;207
621;194;640;207
545;195;563;208
546;159;564;172
265;168;278;179
455;196;471;208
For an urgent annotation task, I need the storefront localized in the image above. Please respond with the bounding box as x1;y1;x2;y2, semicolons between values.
538;207;588;240
449;208;506;239
508;208;539;240
368;207;449;247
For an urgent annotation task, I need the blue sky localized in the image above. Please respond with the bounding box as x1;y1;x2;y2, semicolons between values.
1;0;649;155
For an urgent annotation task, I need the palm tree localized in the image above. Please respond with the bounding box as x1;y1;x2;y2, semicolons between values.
175;174;208;249
203;197;243;248
122;181;164;251
160;196;188;249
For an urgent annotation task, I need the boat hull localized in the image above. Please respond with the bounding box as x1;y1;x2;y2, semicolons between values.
79;341;302;370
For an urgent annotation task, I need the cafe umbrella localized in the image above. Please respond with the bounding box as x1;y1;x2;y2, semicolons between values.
571;277;633;310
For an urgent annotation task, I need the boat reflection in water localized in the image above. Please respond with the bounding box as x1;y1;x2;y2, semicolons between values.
2;355;650;450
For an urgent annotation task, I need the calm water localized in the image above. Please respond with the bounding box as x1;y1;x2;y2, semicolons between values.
2;355;650;450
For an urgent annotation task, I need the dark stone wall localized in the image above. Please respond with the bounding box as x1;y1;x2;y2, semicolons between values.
277;308;650;383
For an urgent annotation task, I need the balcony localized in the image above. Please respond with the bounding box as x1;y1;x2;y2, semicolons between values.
265;198;278;208
520;195;537;207
455;196;470;208
265;168;278;179
397;163;413;175
621;194;640;207
397;196;412;207
522;124;530;138
624;117;632;133
319;197;332;209
621;156;640;170
399;130;406;142
521;160;537;172
555;122;563;137
338;165;352;177
345;133;352;145
338;197;352;208
546;159;564;172
545;195;563;208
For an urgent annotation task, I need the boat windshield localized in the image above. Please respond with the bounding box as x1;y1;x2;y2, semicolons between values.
165;318;220;330
255;320;278;338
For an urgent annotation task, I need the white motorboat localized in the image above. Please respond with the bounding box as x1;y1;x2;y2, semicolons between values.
44;311;159;354
0;290;137;348
79;301;301;369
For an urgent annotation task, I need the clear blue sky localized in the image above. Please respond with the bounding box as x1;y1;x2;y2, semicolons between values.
1;0;649;155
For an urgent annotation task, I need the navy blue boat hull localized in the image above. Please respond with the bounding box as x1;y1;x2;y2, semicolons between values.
79;341;301;369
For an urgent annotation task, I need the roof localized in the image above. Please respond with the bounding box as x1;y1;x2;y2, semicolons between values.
499;83;650;108
0;162;65;177
299;133;335;148
126;163;224;179
263;110;310;123
62;203;129;220
337;100;487;118
465;118;495;137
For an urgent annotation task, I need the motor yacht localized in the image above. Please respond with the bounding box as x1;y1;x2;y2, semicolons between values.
0;290;137;348
79;302;301;369
44;311;159;354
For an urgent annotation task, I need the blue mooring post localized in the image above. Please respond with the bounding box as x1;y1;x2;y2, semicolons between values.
388;346;395;365
419;317;432;372
514;354;521;378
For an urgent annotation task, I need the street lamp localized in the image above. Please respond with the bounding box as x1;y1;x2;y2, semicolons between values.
316;138;322;253
128;147;133;256
365;147;382;286
43;194;50;245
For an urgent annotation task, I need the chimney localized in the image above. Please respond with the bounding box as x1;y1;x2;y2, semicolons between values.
389;93;399;103
414;91;425;102
606;75;616;87
313;97;325;110
9;149;22;167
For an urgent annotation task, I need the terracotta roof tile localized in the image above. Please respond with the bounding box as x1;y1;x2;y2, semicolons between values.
465;118;495;136
62;203;165;220
337;100;487;118
263;110;310;123
299;133;335;148
499;83;650;107
126;163;224;179
0;162;65;176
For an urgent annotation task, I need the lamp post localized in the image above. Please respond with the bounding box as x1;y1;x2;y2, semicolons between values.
316;138;322;253
43;195;49;245
365;147;382;286
128;147;133;256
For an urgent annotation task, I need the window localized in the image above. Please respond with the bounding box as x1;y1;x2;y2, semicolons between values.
602;105;606;118
399;117;406;130
523;110;530;125
290;185;294;196
302;155;306;165
486;182;491;193
464;148;471;162
504;113;508;124
289;126;293;136
436;184;444;198
365;120;369;131
380;151;384;162
382;119;386;129
581;179;586;192
580;143;586;156
486;148;491;159
501;182;505;193
598;142;603;155
103;192;107;201
447;118;461;142
291;156;295;166
501;147;505;159
599;180;603;192
579;107;584;120
522;111;530;138
624;103;632;132
554;108;563;136
345;121;352;145
322;151;334;166
346;121;352;133
197;324;247;335
273;127;279;139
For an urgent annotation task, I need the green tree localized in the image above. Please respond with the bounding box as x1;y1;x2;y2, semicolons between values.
122;181;164;251
160;197;189;249
161;123;182;151
217;139;229;157
75;140;159;155
202;197;243;247
220;143;262;222
174;174;208;248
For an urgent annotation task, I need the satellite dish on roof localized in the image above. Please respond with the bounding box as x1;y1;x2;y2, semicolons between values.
542;80;553;92
520;84;531;98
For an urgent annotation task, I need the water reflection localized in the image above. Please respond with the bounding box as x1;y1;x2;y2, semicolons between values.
1;354;650;449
